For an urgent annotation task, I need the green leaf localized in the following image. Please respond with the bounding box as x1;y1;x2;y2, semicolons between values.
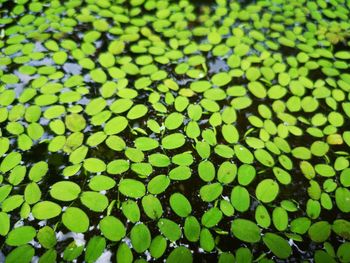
217;161;236;184
230;186;250;212
165;112;184;130
116;243;133;263
149;153;171;167
104;116;128;135
0;212;10;236
337;242;350;263
39;249;57;263
161;133;186;149
5;244;34;263
231;219;261;243
135;137;159;151
254;149;275;167
37;226;57;249
83;158;106;173
119;179;146;198
63;241;84;261
170;193;192;217
62;207;89;233
65;114;86;132
200;228;215;252
147;174;170;194
248;81;267;98
24;182;41;204
6;226;36;246
169;165;191;180
184;216;201;242
0;152;21;173
2;195;24;212
218;252;235;263
201;207;222;228
107;159;129;174
166;246;192;263
263;233;292;259
85;236;106;263
315;164;335;177
127;104;148;119
211;72;231;86
88;175;116;191
200;183;223;202
234;145;254;164
122;200;140;223
255;179;279;203
272;207;288;231
32;201;62;220
308;221;331;243
336;187;350;212
255;205;271;228
99;216;126;241
141;195;163;219
332;219;350;240
150;235;167;259
290;217;311;234
50;181;81;201
130;223;151;253
80;191;109;212
158;218;182;241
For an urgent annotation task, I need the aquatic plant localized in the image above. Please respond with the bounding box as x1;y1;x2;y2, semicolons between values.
0;0;350;262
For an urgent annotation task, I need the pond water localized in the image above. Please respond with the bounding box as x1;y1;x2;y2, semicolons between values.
0;0;350;262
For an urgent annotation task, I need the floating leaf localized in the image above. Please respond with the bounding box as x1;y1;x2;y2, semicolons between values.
127;104;148;120
37;226;56;249
184;216;201;242
147;174;170;195
231;219;261;243
116;243;133;263
161;133;186;150
131;223;151;253
83;158;106;173
255;179;279;203
200;183;223;202
6;226;36;246
85;236;106;263
32;201;62;220
170;193;192;217
166;247;192;263
254;149;275;167
122;200;140;223
50;181;81;201
104;116;128;135
336;188;350;212
88;175;116;191
262;233;292;259
142;195;163;219
308;221;331;243
80;191;109;212
150;235;167;259
62;207;89;233
0;212;10;236
65;114;86;132
5;244;34;263
0;152;21;173
201;207;222;228
99;216;125;241
119;179;146;198
231;186;250;212
158;218;182;242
